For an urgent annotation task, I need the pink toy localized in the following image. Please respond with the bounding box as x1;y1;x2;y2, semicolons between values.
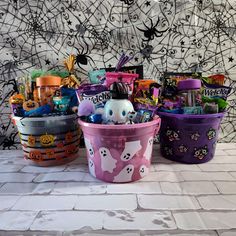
105;72;139;95
78;117;161;183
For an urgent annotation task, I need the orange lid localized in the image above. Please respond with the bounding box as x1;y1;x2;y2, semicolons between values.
36;76;61;87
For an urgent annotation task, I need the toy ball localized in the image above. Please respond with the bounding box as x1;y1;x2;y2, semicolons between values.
78;100;95;117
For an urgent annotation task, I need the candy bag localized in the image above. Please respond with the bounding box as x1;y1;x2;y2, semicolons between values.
76;84;111;109
88;69;106;84
105;72;139;95
201;80;231;100
132;79;160;111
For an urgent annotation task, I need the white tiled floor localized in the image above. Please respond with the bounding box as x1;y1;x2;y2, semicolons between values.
0;144;236;235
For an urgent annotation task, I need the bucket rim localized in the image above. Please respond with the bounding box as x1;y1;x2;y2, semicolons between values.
157;111;225;119
78;116;161;130
12;114;77;122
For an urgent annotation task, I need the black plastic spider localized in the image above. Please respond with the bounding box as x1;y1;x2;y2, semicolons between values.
75;45;95;69
0;132;19;150
137;18;167;42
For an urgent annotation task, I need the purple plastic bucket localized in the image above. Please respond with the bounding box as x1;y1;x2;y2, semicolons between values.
78;118;161;183
158;112;225;164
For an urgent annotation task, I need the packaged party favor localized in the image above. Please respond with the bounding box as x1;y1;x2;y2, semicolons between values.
132;79;160;111
76;84;111;109
105;72;139;96
201;80;231;100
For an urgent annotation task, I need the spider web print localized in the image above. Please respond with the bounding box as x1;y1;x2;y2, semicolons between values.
0;0;236;149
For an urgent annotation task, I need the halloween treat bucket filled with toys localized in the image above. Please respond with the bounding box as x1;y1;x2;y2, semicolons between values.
10;56;82;166
77;56;161;182
12;114;80;166
158;73;231;164
78;119;160;183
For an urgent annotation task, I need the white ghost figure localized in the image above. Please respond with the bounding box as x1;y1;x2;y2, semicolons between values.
99;147;117;173
84;138;94;158
143;137;153;161
139;164;149;178
113;164;134;182
104;99;134;124
88;159;96;177
120;140;142;161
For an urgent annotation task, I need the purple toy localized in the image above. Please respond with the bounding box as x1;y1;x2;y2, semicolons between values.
177;79;201;91
177;79;201;108
78;100;95;117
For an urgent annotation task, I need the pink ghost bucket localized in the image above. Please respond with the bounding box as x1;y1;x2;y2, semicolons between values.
78;117;161;183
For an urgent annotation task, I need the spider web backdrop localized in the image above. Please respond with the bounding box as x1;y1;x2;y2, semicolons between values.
0;0;236;149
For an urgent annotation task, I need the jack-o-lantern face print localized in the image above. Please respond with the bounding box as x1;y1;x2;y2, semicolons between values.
65;132;73;143
40;134;55;147
65;144;77;156
28;135;36;147
45;149;55;159
29;150;43;162
23;100;39;111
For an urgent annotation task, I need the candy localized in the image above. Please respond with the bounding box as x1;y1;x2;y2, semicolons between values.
202;96;228;112
76;84;111;109
207;74;225;86
9;94;25;117
201;80;231;100
105;72;138;95
88;69;106;84
88;114;103;124
183;106;203;115
135;109;153;123
203;103;219;114
24;104;52;117
133;79;160;108
53;96;70;112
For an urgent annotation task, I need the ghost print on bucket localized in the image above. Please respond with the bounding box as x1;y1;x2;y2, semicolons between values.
99;147;117;173
83;127;157;182
113;164;134;182
143;137;154;160
139;164;149;178
88;158;96;177
120;140;142;161
84;138;94;158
